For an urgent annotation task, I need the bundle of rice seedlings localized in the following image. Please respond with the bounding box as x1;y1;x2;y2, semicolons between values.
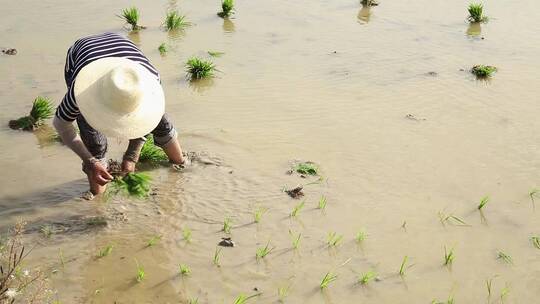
467;3;488;23
164;10;189;30
186;57;216;80
158;43;167;55
119;7;145;30
108;172;152;198
139;135;168;163
294;162;319;176
9;96;54;131
471;65;497;78
217;0;234;18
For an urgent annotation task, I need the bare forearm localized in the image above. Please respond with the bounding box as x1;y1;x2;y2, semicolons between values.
53;116;94;162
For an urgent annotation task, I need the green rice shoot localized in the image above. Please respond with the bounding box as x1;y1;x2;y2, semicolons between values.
399;255;408;276
356;230;367;243
119;7;142;30
256;241;274;259
468;3;488;23
290;201;305;217
253;207;268;223
223;217;232;234
320;272;337;289
289;230;301;249
158;43;167;55
294;162;319;176
444;246;455;266
182;227;192;243
179;264;191;276
529;189;538;204
500;283;510;302
217;0;234;18
477;196;490;210
318;196;327;210
471;65;497;78
186;57;216;80
208;51;225;57
147;235;161;247
213;247;222;267
188;298;199;304
358;270;376;285
164;10;189;31
277;285;291;302
327;232;343;247
10;96;54;131
438;211;469;226
531;236;540;249
497;251;513;264
97;244;114;258
135;259;145;282
139;134;168;163
233;293;259;304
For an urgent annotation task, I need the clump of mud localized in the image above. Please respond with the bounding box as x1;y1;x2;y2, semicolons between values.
285;185;304;199
1;48;17;55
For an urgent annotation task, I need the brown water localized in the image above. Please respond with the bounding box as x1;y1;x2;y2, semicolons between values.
1;0;540;303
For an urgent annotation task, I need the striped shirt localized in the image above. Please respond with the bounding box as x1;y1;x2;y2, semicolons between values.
56;32;159;121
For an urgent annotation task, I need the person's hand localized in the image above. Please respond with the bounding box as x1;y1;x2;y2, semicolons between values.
122;160;136;174
89;160;113;186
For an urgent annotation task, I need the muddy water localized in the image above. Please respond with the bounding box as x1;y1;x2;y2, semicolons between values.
1;0;540;303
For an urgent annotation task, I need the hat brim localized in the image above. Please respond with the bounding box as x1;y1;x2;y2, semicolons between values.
74;58;165;139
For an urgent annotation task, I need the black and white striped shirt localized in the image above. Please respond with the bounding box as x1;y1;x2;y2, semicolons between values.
56;32;160;121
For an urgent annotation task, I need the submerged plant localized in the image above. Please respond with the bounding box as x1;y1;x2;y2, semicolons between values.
355;230;367;243
213;247;222;266
471;65;497;78
9;96;54;131
164;10;188;30
217;0;234;18
135;259;145;282
294;162;319;176
182;227;192;243
290;201;305;217
477;196;490;210
327;232;343;247
223;217;232;234
253;207;268;223
158;43;167;55
139;135;168;163
531;236;540;250
399;255;409;276
186;57;216;80
320;272;337;289
208;51;225;57
467;3;488;23
431;296;455;304
147;235;162;247
179;264;191;276
277;285;290;302
444;246;455;265
119;7;144;30
318;196;327;210
108;172;152;198
358;270;377;285
438;211;469;226
500;283;510;303
497;251;513;264
256;241;274;259
97;244;114;258
529;189;539;204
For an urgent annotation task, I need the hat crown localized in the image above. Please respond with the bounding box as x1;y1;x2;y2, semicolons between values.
102;65;142;114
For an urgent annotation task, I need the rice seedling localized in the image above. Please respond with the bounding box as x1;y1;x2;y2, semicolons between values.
213;247;222;267
119;7;143;30
431;296;455;304
40;225;53;238
467;3;488;23
158;43;167;55
294;162;319;176
317;196;327;210
97;244;114;258
477;196;489;210
164;10;188;31
277;285;290;302
319;272;338;289
108;172;152;198
438;211;469;226
444;246;455;266
253;207;268;223
471;65;497;78
529;188;538;204
256;241;274;259
289;230;301;249
399;255;408;276
139;135;168;163
9;96;54;131
188;298;199;304
358;270;377;285
486;277;494;300
531;236;540;249
217;0;234;18
182;227;192;243
500;283;510;303
208;51;225;57
135;259;145;282
186;57;216;80
59;249;65;269
360;0;379;6
223;217;232;234
147;235;162;247
497;251;513;264
290;201;305;217
179;264;191;276
355;230;367;243
327;232;343;247
233;293;260;304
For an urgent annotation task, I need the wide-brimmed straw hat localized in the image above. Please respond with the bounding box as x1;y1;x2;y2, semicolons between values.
74;57;165;139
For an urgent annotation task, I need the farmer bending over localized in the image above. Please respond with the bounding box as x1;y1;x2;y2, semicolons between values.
53;32;185;197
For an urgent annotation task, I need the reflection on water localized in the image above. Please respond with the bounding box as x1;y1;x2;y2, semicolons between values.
166;0;178;11
188;77;215;93
357;6;371;24
34;124;60;148
223;18;235;33
127;30;141;45
466;22;482;37
167;28;187;42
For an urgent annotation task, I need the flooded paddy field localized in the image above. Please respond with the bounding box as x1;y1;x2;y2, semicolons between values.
1;0;540;303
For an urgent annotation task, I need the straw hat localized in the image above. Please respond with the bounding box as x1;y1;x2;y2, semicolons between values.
74;57;165;139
